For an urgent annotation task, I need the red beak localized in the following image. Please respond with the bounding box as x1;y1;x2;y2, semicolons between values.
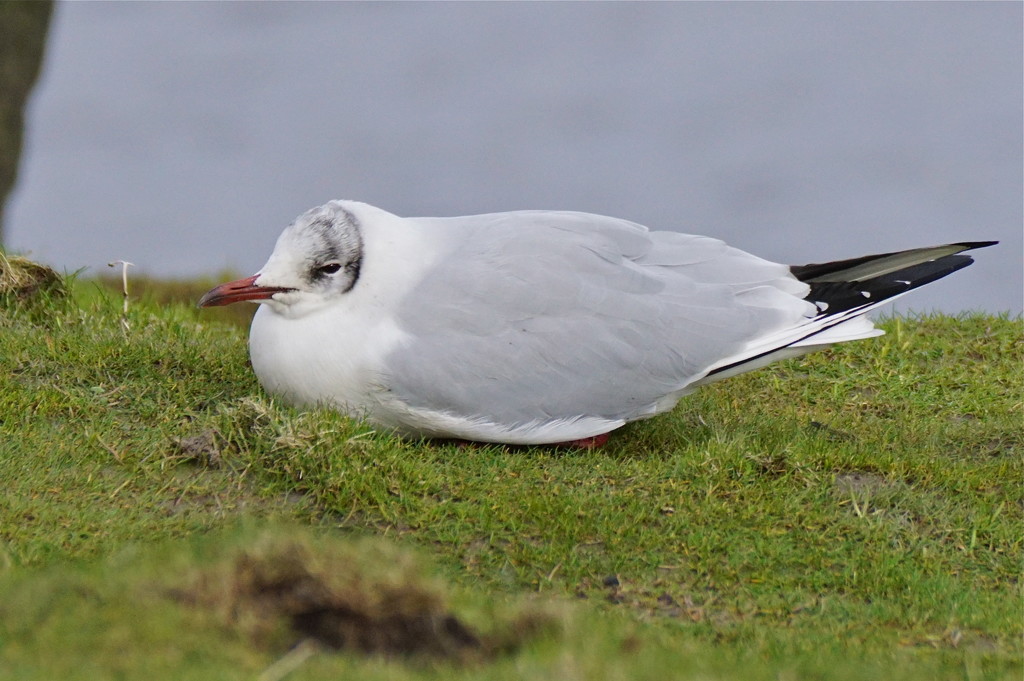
197;274;296;307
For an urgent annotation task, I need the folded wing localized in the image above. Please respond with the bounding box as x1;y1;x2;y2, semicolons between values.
383;211;817;442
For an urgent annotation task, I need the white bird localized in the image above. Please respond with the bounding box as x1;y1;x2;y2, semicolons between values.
199;200;994;447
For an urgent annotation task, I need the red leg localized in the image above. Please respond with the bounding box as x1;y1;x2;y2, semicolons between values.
550;432;611;449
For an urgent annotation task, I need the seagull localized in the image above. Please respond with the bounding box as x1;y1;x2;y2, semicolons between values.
199;201;994;447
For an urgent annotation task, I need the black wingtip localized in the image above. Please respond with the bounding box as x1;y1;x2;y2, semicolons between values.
791;241;998;284
805;253;980;317
952;240;998;251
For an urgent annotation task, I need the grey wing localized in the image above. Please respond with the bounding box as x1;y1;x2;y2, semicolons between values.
383;211;814;436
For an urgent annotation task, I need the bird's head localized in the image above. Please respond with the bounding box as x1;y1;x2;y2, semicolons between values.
198;201;364;317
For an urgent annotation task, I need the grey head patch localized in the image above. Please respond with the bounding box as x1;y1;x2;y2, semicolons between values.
292;204;364;293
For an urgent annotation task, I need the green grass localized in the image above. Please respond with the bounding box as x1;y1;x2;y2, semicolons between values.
0;269;1020;680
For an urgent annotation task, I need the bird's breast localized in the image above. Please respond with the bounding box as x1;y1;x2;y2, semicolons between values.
247;303;407;418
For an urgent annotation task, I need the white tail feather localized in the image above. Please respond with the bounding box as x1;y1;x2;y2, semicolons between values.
696;288;920;387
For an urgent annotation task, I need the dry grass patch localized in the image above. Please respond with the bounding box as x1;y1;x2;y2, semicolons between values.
0;252;66;309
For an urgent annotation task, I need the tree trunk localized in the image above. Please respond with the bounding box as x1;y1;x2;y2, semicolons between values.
0;1;54;246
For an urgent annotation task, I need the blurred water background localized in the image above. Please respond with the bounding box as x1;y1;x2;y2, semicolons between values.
6;2;1022;313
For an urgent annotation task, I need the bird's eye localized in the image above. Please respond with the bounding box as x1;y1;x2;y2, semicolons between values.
316;262;343;275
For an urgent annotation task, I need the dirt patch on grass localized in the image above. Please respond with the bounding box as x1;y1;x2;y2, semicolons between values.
576;573;732;626
170;429;222;468
173;534;543;661
228;548;479;657
833;471;896;496
808;420;855;442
